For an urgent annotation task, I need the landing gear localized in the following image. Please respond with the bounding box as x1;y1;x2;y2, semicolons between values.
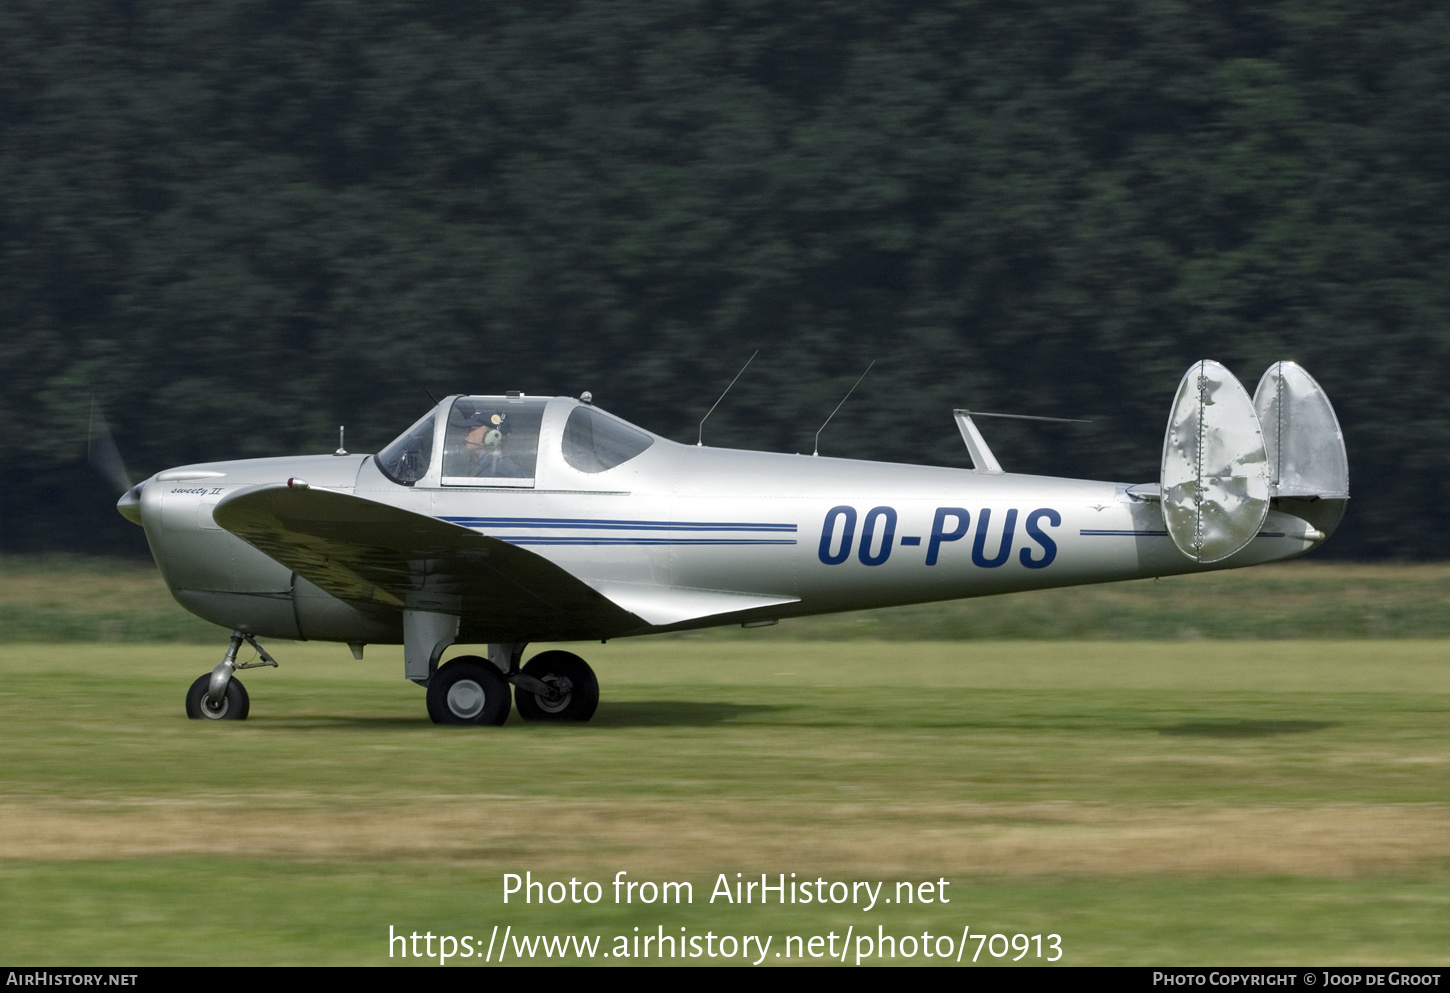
427;656;511;726
513;650;599;722
185;630;278;721
422;647;599;725
185;672;250;720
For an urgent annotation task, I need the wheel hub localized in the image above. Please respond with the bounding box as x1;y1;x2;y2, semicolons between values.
536;676;573;713
447;679;487;719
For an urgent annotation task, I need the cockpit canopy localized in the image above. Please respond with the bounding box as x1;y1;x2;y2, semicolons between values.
375;395;654;487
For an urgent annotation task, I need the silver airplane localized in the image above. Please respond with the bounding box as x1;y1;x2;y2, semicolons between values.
112;360;1347;725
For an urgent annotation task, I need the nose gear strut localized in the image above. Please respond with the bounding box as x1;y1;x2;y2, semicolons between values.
185;630;280;720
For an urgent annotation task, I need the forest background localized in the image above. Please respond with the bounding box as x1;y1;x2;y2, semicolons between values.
2;0;1446;560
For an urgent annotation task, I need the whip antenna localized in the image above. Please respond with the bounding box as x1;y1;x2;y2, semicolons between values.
956;410;1091;423
697;350;758;447
813;360;875;456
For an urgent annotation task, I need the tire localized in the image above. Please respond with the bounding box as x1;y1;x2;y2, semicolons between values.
514;651;598;722
426;656;511;726
185;673;250;721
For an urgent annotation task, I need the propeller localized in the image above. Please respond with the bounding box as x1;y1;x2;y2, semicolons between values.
88;398;132;496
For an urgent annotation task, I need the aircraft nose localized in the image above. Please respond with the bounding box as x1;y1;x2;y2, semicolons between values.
117;482;145;525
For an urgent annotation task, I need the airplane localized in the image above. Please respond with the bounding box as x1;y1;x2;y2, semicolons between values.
106;359;1347;725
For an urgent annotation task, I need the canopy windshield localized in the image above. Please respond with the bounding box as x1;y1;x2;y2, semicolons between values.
375;411;435;486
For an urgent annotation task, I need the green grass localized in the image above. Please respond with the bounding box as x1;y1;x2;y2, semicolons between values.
0;640;1446;965
3;555;1450;642
0;555;221;642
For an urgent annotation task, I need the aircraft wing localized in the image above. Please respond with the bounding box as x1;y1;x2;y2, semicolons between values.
586;582;798;628
212;483;645;640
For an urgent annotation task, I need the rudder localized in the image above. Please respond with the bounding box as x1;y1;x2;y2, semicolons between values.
1160;360;1271;564
1253;361;1349;500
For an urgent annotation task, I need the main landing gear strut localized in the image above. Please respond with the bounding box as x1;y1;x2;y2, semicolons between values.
184;630;278;721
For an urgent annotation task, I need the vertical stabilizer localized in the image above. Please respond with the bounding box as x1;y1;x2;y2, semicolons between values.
1253;362;1349;500
1161;360;1271;563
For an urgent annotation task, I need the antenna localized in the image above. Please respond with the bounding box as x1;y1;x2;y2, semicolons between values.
952;408;1092;474
813;360;875;456
425;389;439;405
956;410;1091;424
335;426;348;456
697;350;758;447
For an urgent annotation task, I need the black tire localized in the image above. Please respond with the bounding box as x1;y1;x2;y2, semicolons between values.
514;651;599;722
426;656;511;726
185;673;250;721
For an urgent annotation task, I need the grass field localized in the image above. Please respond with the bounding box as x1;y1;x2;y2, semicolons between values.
4;555;1450;642
1;638;1446;965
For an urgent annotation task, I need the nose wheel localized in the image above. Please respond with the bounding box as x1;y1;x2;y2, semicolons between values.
184;630;278;721
185;673;250;720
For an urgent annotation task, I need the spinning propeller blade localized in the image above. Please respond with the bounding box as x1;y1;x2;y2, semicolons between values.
88;398;132;497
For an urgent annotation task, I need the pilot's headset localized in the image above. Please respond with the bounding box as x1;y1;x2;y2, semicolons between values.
459;409;503;448
483;412;507;447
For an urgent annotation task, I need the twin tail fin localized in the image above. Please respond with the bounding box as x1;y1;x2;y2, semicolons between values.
1161;360;1347;564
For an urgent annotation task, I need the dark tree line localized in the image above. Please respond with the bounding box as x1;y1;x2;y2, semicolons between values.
2;0;1447;557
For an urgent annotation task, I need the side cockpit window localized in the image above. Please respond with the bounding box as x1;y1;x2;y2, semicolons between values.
441;397;547;486
561;406;653;473
376;413;435;485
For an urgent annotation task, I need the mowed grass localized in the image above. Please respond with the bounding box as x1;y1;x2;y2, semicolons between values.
4;555;1450;641
0;640;1447;965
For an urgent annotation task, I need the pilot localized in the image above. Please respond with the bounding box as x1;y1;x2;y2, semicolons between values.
461;411;525;478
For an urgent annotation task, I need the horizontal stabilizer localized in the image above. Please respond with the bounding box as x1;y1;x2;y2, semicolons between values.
1161;360;1271;563
1253;361;1349;500
1124;482;1161;502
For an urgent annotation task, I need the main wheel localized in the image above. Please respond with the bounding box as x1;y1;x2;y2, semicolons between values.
514;651;599;722
426;656;511;726
185;673;250;720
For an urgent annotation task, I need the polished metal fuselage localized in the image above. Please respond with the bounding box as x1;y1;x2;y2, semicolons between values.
135;395;1334;645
